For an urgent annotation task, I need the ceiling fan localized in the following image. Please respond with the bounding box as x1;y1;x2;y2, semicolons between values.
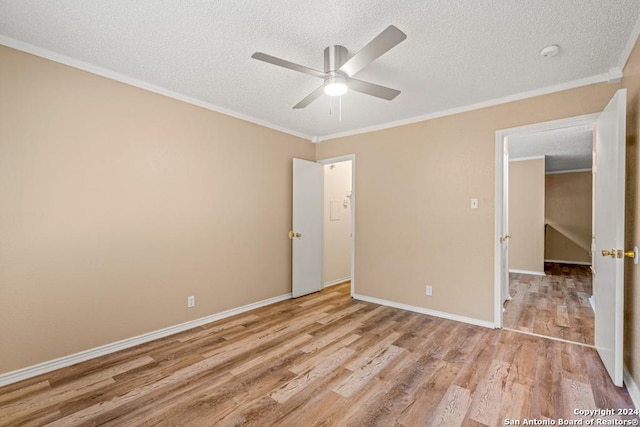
251;25;407;109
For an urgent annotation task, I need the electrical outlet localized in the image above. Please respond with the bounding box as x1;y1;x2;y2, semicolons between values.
426;286;433;296
187;296;195;308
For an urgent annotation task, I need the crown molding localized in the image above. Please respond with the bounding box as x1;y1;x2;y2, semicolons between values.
509;155;546;163
317;73;609;142
0;36;314;142
545;168;592;175
1;35;624;145
619;12;640;71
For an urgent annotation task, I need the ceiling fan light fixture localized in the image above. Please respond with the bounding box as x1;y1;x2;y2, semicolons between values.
324;75;348;96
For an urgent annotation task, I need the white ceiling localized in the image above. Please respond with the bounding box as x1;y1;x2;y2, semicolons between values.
0;1;639;141
509;125;593;173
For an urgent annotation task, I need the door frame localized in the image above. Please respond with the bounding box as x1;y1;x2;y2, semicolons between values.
494;113;599;327
317;154;356;297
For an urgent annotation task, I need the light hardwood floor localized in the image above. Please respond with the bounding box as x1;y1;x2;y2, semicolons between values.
0;281;635;426
504;263;594;345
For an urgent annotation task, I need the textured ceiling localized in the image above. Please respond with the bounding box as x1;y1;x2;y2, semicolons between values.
0;1;639;141
509;125;593;173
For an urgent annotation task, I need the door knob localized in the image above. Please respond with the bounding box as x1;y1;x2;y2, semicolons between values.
625;246;639;264
288;230;302;239
601;248;639;263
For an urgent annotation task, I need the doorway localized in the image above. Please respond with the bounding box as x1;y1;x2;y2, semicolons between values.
318;155;355;296
321;160;353;289
495;90;628;387
291;155;355;298
505;126;595;345
494;113;599;333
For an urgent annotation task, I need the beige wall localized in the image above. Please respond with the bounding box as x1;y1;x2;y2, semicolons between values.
623;36;640;391
5;33;640;386
544;171;592;263
316;82;618;323
323;161;352;285
508;158;545;273
0;45;314;374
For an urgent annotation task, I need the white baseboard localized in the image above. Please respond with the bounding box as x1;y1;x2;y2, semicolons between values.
509;269;546;276
624;367;640;409
323;276;351;288
352;293;495;329
544;259;592;266
0;292;291;387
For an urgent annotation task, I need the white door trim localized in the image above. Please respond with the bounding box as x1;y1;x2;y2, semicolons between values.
494;113;599;327
318;154;356;297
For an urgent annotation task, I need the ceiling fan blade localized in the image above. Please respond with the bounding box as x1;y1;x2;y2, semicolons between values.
348;78;400;100
293;84;325;109
339;25;407;77
251;52;328;79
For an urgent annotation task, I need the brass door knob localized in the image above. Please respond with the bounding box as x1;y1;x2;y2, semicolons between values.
288;231;302;239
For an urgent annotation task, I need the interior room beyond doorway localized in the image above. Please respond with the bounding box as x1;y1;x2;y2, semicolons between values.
503;124;594;346
323;160;353;288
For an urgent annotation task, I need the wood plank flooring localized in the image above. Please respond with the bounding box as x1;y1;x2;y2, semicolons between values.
504;262;594;345
1;281;635;426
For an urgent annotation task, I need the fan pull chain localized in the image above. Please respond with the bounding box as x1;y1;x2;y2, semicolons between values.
328;96;342;122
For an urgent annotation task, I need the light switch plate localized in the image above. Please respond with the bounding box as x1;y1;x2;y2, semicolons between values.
471;198;479;209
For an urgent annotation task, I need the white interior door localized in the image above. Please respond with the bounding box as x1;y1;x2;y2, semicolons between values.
593;88;626;387
501;144;511;304
291;158;323;298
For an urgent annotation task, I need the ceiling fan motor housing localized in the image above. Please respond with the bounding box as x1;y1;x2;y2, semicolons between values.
324;45;349;73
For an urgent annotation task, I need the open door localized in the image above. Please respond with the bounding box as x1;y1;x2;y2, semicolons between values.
500;142;511;305
291;158;323;298
593;88;626;387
